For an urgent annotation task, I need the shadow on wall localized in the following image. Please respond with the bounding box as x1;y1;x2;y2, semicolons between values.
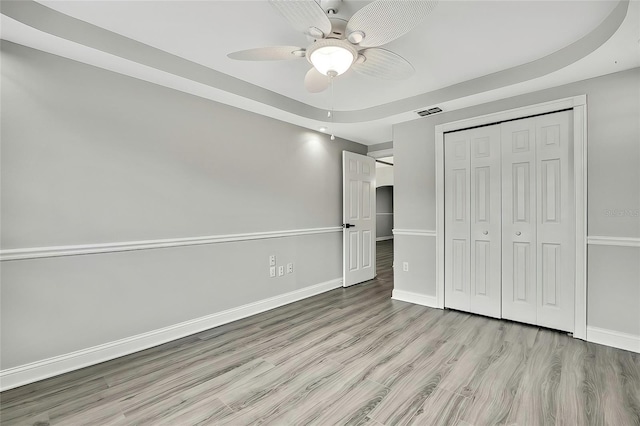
376;185;393;240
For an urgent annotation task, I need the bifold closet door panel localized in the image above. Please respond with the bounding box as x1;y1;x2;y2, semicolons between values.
444;131;471;312
445;125;501;316
469;125;502;318
501;119;537;325
535;111;575;332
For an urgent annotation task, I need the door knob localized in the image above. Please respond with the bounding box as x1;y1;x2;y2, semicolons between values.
515;231;522;236
483;231;488;235
343;223;355;228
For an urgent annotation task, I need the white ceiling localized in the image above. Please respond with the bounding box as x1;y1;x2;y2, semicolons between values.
2;0;639;145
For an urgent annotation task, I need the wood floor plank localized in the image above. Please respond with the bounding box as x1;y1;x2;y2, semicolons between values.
218;347;347;411
0;377;109;425
400;387;471;426
51;403;128;426
367;341;467;425
291;378;389;426
554;336;589;425
459;340;529;425
618;348;640;425
502;329;565;426
122;392;233;425
216;357;348;424
0;410;50;426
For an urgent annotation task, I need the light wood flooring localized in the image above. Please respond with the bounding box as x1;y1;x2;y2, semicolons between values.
1;240;639;425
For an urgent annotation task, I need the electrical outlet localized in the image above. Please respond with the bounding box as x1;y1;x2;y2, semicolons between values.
403;262;409;272
269;255;276;266
269;266;276;278
278;266;285;276
287;263;293;273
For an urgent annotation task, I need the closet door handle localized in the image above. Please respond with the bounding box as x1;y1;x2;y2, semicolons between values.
483;230;488;235
515;231;522;236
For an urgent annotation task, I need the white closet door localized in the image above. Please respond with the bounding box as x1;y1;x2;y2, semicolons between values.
444;131;471;312
445;125;501;316
535;111;574;332
469;126;502;318
501;119;537;325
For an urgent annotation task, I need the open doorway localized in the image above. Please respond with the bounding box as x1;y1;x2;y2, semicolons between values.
375;156;394;279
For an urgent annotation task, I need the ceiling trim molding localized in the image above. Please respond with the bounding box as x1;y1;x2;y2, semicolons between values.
368;149;394;159
0;0;629;124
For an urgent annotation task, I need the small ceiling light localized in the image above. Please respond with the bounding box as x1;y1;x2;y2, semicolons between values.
319;127;327;132
347;31;365;44
330;134;336;141
307;39;357;76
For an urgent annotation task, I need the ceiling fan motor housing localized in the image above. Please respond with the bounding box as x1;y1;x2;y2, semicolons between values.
327;17;348;39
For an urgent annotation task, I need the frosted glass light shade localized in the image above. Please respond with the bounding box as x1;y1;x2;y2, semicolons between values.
307;40;358;77
310;45;354;76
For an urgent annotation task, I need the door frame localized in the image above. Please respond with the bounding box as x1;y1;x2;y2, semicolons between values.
434;95;588;340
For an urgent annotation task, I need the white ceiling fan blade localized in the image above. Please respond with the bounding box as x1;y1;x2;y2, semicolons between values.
304;67;329;93
346;0;438;48
268;0;332;38
353;48;415;80
227;46;305;61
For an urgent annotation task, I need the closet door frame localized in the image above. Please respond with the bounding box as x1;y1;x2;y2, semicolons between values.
434;95;587;340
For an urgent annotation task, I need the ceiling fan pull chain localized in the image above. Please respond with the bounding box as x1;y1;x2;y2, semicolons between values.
329;73;336;140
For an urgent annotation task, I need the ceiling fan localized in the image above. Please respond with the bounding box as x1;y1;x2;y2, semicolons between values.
228;0;439;93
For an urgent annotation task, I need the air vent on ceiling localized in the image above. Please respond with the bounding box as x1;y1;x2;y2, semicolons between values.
417;107;442;117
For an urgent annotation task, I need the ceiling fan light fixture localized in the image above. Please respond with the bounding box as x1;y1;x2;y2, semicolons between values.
307;40;357;76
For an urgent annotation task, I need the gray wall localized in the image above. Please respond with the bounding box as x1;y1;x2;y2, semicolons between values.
393;68;640;336
0;41;366;369
368;141;393;153
376;186;394;239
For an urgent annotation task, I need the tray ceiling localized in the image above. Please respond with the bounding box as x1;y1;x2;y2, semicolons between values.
1;0;638;144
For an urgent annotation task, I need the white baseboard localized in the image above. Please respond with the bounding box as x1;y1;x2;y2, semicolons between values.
0;278;342;391
587;326;640;353
376;236;394;242
392;289;439;309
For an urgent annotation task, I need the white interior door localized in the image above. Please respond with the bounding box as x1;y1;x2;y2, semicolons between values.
535;111;574;332
444;131;471;311
501;118;538;325
342;151;376;287
502;111;575;332
469;125;502;318
445;125;502;317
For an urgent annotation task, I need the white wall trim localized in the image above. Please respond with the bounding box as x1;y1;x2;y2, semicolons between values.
435;95;588;335
376;236;394;242
587;326;640;354
587;236;640;248
0;277;343;391
393;229;437;237
392;289;438;309
0;227;343;262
